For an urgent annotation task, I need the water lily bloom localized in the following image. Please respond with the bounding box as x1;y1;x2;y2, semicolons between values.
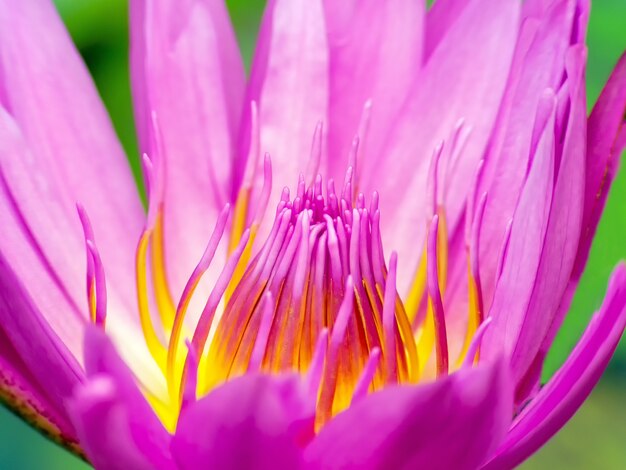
1;0;626;468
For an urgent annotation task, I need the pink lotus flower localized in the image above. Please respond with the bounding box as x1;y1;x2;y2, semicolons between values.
1;0;625;468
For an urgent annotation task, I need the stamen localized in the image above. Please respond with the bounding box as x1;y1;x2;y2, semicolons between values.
76;204;96;323
458;192;488;366
382;253;399;383
77;204;107;327
136;229;167;371
305;328;329;399
317;276;354;427
426;215;449;377
85;241;107;328
248;293;276;372
166;205;231;400
462;317;492;369
181;339;198;412
188;229;251;395
351;347;381;404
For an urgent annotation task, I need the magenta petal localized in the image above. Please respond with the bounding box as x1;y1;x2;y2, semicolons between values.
365;0;520;295
241;0;329;237
172;373;311;470
304;359;513;470
566;52;626;303
323;0;424;181
508;47;587;391
482;263;626;469
0;252;83;417
0;327;78;448
476;0;581;309
0;0;143;312
130;0;245;297
67;326;174;468
69;377;163;470
481;95;556;373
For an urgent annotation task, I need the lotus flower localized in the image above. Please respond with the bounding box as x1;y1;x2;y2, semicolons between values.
1;0;625;468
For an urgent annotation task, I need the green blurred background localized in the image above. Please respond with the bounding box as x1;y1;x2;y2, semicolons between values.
0;0;625;468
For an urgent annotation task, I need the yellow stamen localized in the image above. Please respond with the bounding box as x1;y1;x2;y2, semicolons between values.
88;281;96;324
404;246;427;323
151;209;176;333
224;224;257;303
457;257;483;367
136;230;167;372
228;187;250;255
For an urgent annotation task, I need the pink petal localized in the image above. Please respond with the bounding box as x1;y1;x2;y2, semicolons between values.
509;46;587;391
241;0;329;236
0;252;83;423
130;0;245;297
363;0;519;294
481;94;556;371
560;52;626;314
69;377;165;470
304;359;513;470
323;0;424;181
476;0;581;311
482;263;626;469
0;107;86;360
0;0;143;313
70;326;174;469
0;327;77;448
0;105;160;396
520;50;626;405
172;373;312;469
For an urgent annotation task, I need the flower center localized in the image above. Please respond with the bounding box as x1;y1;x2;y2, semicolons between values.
78;116;485;432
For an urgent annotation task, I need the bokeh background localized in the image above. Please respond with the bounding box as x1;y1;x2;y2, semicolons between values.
0;0;625;468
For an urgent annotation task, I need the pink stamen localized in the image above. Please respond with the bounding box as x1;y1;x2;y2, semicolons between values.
86;240;107;327
427;215;449;376
246;293;275;373
305;328;329;399
351;347;381;404
462;318;493;369
383;252;399;382
181;339;199;412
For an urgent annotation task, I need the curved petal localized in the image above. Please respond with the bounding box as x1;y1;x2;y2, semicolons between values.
130;0;245;296
0;328;80;454
560;51;626;309
0;106;162;400
482;263;626;469
505;47;586;392
476;0;582;310
323;0;424;181
363;0;519;295
172;373;311;470
304;359;513;470
70;326;174;470
0;252;83;424
0;0;143;313
481;94;556;371
240;0;329;237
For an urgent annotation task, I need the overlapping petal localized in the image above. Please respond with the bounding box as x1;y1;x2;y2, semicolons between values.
323;0;424;182
130;0;245;299
172;374;312;470
305;359;513;470
364;0;520;294
241;0;329;238
69;326;174;469
482;264;626;469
